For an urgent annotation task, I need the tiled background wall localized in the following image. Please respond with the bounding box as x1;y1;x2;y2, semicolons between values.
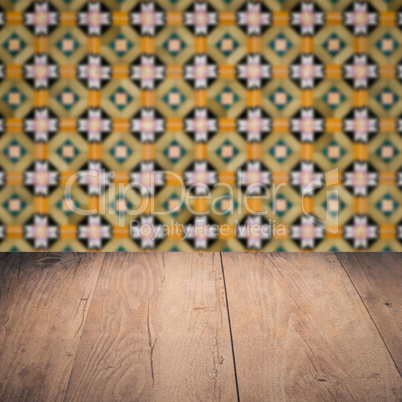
0;0;402;251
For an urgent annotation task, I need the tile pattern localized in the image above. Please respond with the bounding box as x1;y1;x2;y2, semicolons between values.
0;0;402;251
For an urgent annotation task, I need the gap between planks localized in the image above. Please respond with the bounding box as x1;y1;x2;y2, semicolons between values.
219;252;240;402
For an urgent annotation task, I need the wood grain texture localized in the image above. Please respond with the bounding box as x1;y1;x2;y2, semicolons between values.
336;252;402;375
64;252;237;402
0;253;105;402
222;252;402;401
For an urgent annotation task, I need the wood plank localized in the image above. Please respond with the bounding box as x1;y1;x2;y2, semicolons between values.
222;252;402;401
336;252;402;375
0;253;104;401
64;252;237;402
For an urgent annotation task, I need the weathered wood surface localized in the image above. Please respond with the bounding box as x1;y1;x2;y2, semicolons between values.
336;252;402;375
0;252;401;402
221;252;402;401
0;253;105;401
64;252;237;402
